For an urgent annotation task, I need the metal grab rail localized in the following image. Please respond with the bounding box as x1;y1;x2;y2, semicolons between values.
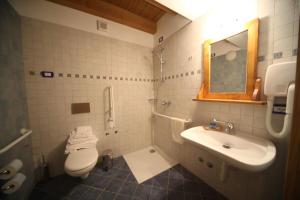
0;130;32;155
152;112;191;123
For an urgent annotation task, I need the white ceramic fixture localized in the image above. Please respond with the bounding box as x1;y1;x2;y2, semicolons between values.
64;126;99;179
181;126;276;179
65;148;98;179
264;61;296;139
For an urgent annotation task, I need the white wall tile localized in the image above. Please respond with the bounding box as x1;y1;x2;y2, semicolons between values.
152;1;298;200
22;17;153;177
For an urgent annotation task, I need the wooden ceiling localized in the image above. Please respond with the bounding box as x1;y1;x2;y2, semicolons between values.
47;0;176;34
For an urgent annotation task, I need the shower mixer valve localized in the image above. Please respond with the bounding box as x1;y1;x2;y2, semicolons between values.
161;100;171;106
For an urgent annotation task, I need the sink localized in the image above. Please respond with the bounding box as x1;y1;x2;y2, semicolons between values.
181;126;276;172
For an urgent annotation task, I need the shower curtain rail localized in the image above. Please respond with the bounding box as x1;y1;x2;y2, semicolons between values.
0;130;32;155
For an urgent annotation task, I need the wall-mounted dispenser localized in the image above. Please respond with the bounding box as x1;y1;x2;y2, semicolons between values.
264;62;296;139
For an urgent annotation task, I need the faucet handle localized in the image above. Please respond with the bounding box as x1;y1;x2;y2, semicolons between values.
225;122;235;134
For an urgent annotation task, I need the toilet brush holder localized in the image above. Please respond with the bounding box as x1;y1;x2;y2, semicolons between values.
102;149;113;171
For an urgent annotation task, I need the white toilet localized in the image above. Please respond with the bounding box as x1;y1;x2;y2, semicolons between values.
64;148;98;179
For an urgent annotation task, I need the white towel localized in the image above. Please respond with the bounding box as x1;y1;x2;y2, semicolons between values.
68;136;97;145
69;126;93;139
65;126;98;154
170;117;186;144
72;133;90;139
76;126;92;134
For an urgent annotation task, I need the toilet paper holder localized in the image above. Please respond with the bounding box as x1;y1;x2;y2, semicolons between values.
1;173;26;194
0;159;23;180
1;184;15;191
0;169;10;175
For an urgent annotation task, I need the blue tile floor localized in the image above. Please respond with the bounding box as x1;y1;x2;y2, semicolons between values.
29;157;227;200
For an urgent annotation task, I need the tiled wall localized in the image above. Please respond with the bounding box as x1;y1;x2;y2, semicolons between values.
153;0;298;200
0;0;28;149
22;17;154;177
0;1;34;199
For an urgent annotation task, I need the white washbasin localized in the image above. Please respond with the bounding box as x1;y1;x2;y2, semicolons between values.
181;126;276;172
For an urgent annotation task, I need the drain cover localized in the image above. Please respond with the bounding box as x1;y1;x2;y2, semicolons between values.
149;149;156;153
222;144;231;149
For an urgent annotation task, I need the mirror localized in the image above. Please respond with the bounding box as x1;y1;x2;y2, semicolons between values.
197;19;259;102
210;31;248;93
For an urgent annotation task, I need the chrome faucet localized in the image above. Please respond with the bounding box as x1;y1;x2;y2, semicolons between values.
161;100;171;106
211;118;235;134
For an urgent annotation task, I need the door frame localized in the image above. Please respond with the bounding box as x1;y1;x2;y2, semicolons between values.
284;19;300;200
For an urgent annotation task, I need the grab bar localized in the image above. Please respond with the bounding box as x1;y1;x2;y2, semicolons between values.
108;86;115;120
105;86;115;129
152;112;191;123
0;129;32;155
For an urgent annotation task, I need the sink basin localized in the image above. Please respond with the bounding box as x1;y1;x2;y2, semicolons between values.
181;126;276;172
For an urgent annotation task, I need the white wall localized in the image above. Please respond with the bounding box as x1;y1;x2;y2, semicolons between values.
22;17;153;177
155;0;214;20
154;13;190;46
153;0;298;199
8;0;154;48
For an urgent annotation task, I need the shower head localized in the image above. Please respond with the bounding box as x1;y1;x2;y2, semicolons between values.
152;46;165;58
153;43;165;53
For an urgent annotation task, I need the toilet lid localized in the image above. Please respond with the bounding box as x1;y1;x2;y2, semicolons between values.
65;148;98;171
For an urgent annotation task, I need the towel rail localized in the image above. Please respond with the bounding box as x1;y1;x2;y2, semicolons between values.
0;130;32;155
152;112;191;123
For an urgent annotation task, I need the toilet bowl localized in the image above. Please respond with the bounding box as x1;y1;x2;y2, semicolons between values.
64;148;98;179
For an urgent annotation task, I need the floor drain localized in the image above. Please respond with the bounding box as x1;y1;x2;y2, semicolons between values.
222;144;231;149
149;149;156;153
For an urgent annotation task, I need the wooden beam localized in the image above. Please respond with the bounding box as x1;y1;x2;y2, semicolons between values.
144;0;176;14
47;0;157;34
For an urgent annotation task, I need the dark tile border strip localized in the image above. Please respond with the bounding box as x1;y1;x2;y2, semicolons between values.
258;55;265;62
27;68;202;83
28;70;154;83
29;70;35;76
273;52;283;59
293;49;298;56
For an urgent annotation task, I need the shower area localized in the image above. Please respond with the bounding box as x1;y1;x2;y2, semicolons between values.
123;40;192;183
123;43;176;183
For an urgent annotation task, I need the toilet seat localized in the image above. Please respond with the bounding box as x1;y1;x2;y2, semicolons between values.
65;148;98;172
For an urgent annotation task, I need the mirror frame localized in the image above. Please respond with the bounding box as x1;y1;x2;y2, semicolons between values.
197;19;259;101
